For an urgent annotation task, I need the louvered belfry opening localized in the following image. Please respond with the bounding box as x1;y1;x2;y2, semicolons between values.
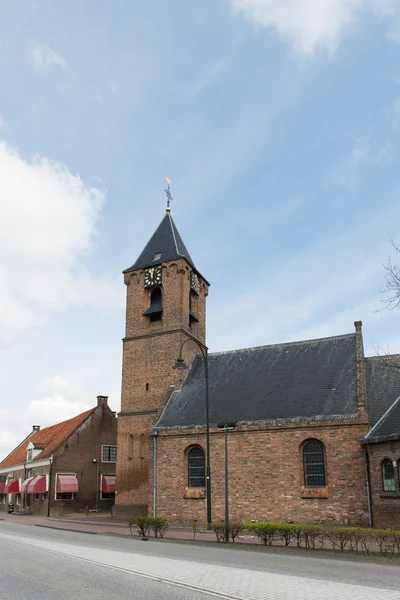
144;286;162;322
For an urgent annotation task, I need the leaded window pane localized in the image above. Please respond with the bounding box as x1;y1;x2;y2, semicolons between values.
188;447;205;488
382;460;395;492
303;441;326;488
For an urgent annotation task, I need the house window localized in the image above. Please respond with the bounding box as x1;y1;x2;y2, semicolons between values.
102;445;117;463
27;448;33;461
55;492;73;500
188;447;205;488
303;441;326;488
16;494;21;505
33;493;40;501
42;492;48;501
382;459;395;492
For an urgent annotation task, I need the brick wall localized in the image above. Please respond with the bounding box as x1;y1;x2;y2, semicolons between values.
51;401;117;516
366;441;400;528
154;419;370;526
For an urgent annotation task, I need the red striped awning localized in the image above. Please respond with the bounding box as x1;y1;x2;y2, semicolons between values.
101;475;116;493
5;479;20;493
21;477;35;493
0;482;6;493
27;476;47;494
56;474;78;493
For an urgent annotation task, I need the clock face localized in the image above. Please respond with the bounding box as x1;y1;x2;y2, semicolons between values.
190;271;201;294
144;265;162;288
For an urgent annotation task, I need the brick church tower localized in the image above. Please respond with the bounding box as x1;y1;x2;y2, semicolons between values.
114;204;209;516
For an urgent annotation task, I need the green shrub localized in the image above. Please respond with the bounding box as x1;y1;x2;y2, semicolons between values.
298;524;323;549
244;521;279;545
128;516;151;537
151;517;169;538
128;516;169;538
208;521;226;542
229;522;244;542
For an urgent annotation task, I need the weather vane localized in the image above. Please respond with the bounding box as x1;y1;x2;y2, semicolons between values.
165;176;173;211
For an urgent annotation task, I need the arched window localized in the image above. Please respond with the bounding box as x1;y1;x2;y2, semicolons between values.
382;459;395;492
139;433;146;459
188;447;205;488
303;441;326;488
128;434;134;461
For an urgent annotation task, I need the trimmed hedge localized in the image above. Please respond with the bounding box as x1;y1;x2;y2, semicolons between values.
243;521;400;554
128;516;169;538
208;521;244;542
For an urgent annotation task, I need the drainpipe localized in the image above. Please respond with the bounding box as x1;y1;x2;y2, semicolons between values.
152;430;158;517
47;456;53;518
364;448;373;527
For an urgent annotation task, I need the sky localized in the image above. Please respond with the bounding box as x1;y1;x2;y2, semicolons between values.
1;0;400;459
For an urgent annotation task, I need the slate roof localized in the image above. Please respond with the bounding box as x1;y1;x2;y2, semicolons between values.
365;356;400;426
362;397;400;445
124;212;203;277
0;409;94;467
156;333;358;430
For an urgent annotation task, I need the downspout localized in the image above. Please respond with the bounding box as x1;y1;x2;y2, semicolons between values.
153;429;158;517
364;447;373;527
47;456;53;518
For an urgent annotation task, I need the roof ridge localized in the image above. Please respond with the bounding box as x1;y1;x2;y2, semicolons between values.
37;407;94;434
168;213;183;258
363;395;400;440
209;332;355;357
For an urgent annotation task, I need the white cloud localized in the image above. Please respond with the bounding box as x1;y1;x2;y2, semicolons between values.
29;376;92;427
334;136;392;187
386;25;400;43
230;0;399;56
31;42;67;70
0;140;121;344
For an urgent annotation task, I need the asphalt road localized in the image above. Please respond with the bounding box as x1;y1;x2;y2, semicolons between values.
1;521;400;600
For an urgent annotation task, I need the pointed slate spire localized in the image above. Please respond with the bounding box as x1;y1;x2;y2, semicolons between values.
124;212;197;274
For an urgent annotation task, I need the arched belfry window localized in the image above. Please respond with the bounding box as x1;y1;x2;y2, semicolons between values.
382;459;395;492
188;447;205;488
303;441;326;488
144;287;162;322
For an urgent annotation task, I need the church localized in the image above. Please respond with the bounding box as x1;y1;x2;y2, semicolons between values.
114;205;400;528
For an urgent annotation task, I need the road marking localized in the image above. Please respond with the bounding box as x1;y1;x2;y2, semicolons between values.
1;532;399;600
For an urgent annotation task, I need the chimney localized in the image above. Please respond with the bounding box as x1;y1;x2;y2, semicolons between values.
32;425;40;432
354;321;366;412
97;395;109;406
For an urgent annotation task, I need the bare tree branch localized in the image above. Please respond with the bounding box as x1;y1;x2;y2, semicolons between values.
372;344;400;371
380;239;400;310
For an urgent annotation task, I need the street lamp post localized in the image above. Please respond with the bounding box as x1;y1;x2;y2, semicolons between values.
174;336;211;525
217;420;237;544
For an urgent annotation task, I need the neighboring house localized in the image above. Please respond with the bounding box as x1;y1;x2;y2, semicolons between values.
0;396;117;516
114;206;400;528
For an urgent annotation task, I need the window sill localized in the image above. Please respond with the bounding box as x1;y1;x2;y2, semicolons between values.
301;487;329;499
184;488;206;499
379;492;400;499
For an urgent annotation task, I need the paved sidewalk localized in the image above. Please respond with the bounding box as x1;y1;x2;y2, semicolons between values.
1;512;399;558
0;512;233;543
